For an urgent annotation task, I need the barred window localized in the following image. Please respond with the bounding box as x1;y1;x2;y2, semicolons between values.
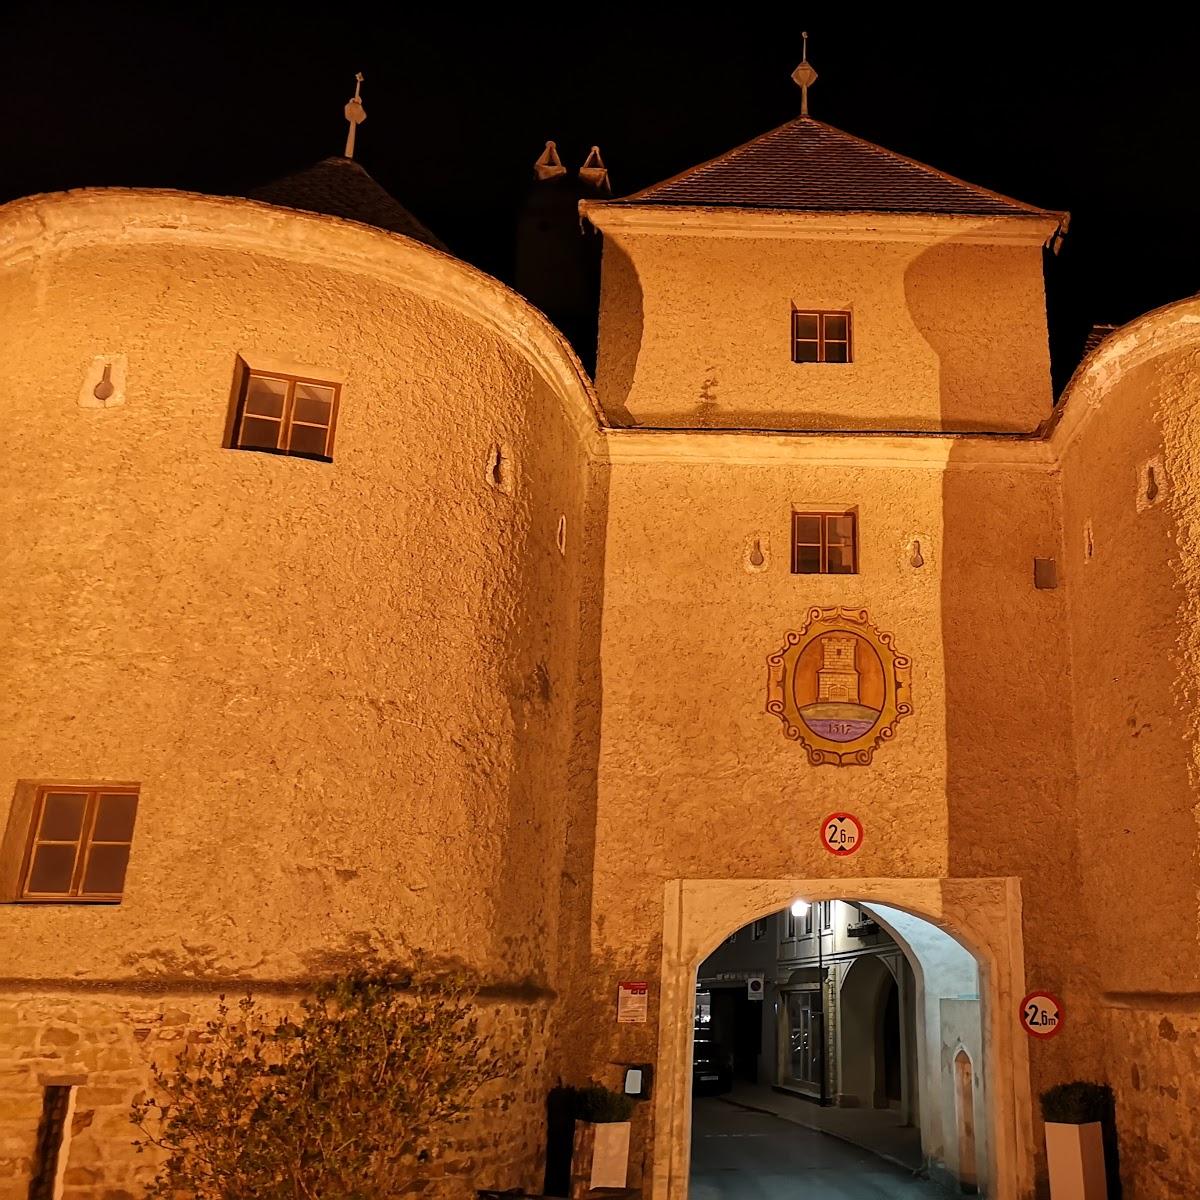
19;785;139;902
791;511;857;575
792;310;852;364
230;369;340;461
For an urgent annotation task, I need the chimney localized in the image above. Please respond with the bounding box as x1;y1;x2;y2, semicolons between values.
578;146;611;194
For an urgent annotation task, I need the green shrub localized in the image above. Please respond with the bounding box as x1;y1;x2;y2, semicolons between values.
132;971;514;1199
1040;1081;1114;1125
551;1082;635;1124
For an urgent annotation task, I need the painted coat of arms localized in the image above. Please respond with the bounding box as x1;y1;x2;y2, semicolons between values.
766;607;912;766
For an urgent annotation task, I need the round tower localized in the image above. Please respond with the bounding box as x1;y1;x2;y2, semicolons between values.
0;185;599;1193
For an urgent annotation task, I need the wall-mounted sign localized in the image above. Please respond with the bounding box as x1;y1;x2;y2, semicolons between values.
820;812;864;856
766;606;913;766
617;981;649;1024
747;974;765;1001
1020;991;1064;1039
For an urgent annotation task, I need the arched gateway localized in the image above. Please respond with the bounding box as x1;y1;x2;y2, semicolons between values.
654;877;1034;1199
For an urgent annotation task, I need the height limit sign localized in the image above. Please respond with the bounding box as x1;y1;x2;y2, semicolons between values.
820;812;863;856
1020;991;1064;1039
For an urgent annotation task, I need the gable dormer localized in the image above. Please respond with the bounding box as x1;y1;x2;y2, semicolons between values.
582;112;1066;433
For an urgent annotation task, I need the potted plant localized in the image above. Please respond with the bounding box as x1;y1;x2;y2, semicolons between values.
1040;1082;1113;1200
566;1083;636;1197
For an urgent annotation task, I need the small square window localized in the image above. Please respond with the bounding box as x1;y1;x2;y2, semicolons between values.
15;785;140;903
791;511;858;575
791;309;853;364
229;368;340;461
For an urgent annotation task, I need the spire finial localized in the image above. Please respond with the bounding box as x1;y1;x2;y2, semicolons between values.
344;72;366;159
791;32;818;116
534;140;567;181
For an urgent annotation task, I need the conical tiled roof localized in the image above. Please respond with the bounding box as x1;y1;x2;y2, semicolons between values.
613;116;1062;220
250;156;449;252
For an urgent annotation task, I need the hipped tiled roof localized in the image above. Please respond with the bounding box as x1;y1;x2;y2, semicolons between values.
615;116;1062;220
250;156;448;252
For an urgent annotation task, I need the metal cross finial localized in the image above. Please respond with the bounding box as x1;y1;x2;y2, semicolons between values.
344;71;367;159
791;31;818;116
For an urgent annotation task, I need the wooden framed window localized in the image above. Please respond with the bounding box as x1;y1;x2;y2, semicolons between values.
792;511;858;575
18;785;139;902
230;369;340;461
791;309;852;363
785;906;812;939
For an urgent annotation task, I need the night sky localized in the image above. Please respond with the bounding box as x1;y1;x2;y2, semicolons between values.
4;6;1198;391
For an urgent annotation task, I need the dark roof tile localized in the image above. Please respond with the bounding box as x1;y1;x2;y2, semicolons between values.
615;117;1062;220
250;157;448;251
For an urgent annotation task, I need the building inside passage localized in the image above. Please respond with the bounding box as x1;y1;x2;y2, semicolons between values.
3;52;1200;1200
695;901;986;1191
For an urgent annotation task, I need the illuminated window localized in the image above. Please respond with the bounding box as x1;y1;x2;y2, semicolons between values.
791;310;852;364
229;369;340;461
785;907;812;939
18;785;139;902
791;511;857;575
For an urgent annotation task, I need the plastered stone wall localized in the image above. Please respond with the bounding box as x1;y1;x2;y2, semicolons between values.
593;227;1054;432
1103;1007;1200;1198
1058;302;1200;1195
0;991;549;1200
557;443;1089;1195
0;192;593;984
0;191;603;1194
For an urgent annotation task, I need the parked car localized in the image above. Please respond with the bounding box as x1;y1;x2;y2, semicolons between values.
692;1038;734;1094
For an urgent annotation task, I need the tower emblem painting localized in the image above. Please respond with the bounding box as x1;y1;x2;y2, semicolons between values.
767;607;912;766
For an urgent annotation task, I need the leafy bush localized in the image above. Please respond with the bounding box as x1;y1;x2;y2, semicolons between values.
551;1083;635;1124
1040;1081;1114;1125
132;971;514;1199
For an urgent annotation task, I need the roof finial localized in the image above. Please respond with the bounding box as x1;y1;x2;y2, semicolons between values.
534;140;567;181
579;146;611;194
344;72;366;159
791;32;818;117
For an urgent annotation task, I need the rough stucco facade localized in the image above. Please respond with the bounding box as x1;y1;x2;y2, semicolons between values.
0;132;1198;1200
0;191;601;1199
594;218;1054;432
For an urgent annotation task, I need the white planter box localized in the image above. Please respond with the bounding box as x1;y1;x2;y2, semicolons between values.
571;1119;631;1194
1045;1121;1108;1200
589;1120;631;1189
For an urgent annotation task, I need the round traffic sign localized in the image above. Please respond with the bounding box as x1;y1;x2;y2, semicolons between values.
1020;991;1064;1039
820;812;863;856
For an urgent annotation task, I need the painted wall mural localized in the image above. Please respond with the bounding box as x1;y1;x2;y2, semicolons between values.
766;607;912;766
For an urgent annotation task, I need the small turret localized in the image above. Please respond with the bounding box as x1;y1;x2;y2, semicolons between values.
248;72;449;253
